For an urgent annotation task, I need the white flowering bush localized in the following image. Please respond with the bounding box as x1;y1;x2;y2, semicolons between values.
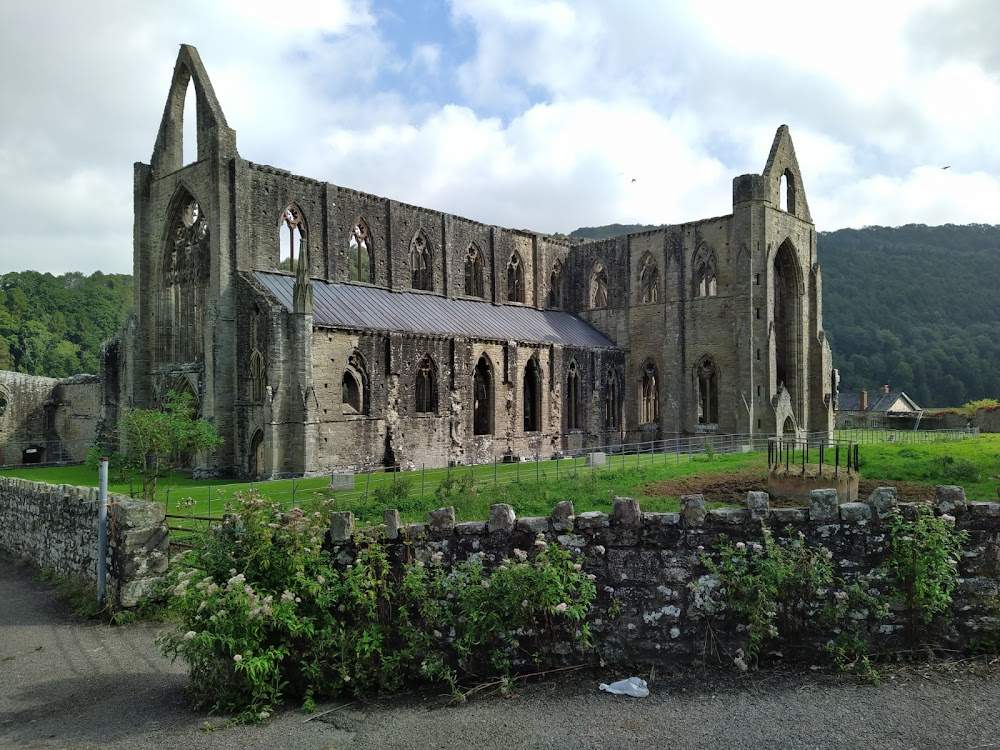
160;494;596;723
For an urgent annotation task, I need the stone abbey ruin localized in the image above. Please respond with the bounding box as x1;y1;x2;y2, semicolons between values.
2;45;839;477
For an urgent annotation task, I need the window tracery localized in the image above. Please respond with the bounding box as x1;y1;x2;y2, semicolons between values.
639;254;659;303
279;205;305;272
410;232;432;291
641;361;659;423
507;252;524;303
591;263;609;309
349;219;372;283
465;244;485;297
415;355;437;413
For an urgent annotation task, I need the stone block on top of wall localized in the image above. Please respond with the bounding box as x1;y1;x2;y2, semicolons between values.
969;502;1000;518
707;508;749;527
330;511;355;542
680;494;707;527
516;516;549;534
936;485;968;516
612;497;641;527
427;506;456;538
746;491;769;522
488;503;515;533
551;500;574;531
456;521;487;536
111;496;166;529
809;489;839;523
839;502;872;524
867;486;898;520
576;511;610;530
383;508;402;539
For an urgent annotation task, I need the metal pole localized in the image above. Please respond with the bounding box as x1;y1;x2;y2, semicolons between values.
98;457;108;611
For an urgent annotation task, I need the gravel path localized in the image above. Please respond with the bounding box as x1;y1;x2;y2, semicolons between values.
3;554;1000;750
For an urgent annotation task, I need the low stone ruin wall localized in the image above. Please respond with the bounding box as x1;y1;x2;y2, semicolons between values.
0;477;169;607
326;485;1000;665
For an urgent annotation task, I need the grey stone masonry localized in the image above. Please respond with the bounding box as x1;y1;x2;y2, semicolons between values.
0;477;167;609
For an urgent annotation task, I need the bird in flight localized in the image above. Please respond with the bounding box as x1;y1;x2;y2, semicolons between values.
942;166;951;170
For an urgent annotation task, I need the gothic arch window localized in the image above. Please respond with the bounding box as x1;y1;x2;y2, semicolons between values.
548;261;564;308
410;231;432;291
591;262;609;309
697;356;719;425
693;244;718;298
0;389;8;419
162;189;210;364
415;354;437;413
774;240;803;417
349;218;373;283
507;252;525;303
249;348;266;402
604;368;620;430
278;204;305;272
473;355;493;435
465;244;485;297
779;169;796;214
640;360;659;424
342;352;369;415
639;253;659;303
249;429;265;479
523;357;542;432
565;360;580;430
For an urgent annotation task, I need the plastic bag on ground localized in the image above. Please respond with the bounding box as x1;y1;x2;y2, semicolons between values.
599;677;649;697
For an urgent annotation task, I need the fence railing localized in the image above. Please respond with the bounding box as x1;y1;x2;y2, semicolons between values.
768;437;859;475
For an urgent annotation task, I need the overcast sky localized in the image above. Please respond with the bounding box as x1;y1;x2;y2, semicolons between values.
2;0;999;275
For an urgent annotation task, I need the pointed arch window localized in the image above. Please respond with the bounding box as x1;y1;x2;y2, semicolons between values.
591;262;609;309
548;261;564;308
565;360;580;430
415;355;437;413
410;232;432;291
349;219;372;283
779;169;796;214
694;244;718;298
465;244;485;297
639;254;659;303
523;357;542;432
278;205;305;272
249;348;266;402
507;252;524;303
604;368;619;430
697;357;719;425
641;361;659;423
473;355;493;435
342;352;369;415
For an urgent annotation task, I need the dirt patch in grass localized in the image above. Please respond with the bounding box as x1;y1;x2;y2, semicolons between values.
641;466;937;507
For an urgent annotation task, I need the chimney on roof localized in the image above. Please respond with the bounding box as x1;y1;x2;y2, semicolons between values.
860;389;868;411
880;384;890;394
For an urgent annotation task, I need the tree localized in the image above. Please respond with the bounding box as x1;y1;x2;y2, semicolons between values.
92;391;223;502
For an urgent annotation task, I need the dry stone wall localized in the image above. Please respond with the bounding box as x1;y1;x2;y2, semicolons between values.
325;484;1000;665
0;477;169;607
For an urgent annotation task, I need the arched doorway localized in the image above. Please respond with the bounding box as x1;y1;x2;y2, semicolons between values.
249;430;265;479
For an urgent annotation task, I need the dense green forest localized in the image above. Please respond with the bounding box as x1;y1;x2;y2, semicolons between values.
569;222;1000;408
6;225;998;406
0;271;133;378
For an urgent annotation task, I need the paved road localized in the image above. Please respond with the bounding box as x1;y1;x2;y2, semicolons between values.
3;554;1000;749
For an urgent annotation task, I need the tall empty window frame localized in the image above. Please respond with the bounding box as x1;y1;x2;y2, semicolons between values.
693;244;718;298
523;357;542;432
773;239;802;416
507;252;524;303
415;355;437;413
697;357;719;425
591;262;609;309
349;218;372;283
639;253;659;303
465;244;485;297
565;360;581;430
473;355;493;435
278;204;305;272
249;348;266;402
640;360;659;424
342;352;368;415
604;368;620;430
548;261;564;308
410;232;432;291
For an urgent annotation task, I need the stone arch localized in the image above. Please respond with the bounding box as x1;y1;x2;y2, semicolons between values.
415;354;437;413
160;185;210;366
604;367;620;430
638;252;659;304
249;429;265;479
523;355;542;432
0;383;10;421
342;351;369;415
349;217;373;283
693;243;718;298
590;260;609;309
774;239;803;421
779;169;796;214
639;359;659;424
465;243;485;297
548;260;564;308
249;349;266;402
565;359;581;431
695;355;719;425
507;251;525;303
473;354;494;435
278;203;306;272
410;230;432;291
